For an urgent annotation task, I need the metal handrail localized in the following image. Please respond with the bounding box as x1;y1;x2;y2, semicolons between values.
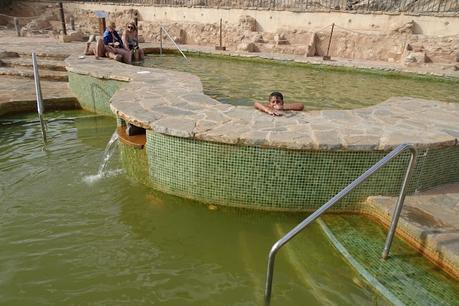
159;26;188;60
32;52;47;144
264;143;417;306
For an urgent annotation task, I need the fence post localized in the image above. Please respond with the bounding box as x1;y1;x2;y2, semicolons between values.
160;26;163;56
323;22;334;60
215;18;226;51
58;2;67;35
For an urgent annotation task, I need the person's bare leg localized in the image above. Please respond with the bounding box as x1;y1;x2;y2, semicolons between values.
84;35;97;55
115;48;131;64
84;42;92;55
138;48;144;61
124;49;132;64
95;39;106;58
106;51;122;62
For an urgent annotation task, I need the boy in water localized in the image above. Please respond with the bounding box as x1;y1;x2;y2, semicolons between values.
254;92;304;116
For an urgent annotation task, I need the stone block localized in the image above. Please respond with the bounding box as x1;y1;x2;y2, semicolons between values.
237;42;258;52
59;31;85;43
238;15;257;32
404;51;427;65
305;32;318;57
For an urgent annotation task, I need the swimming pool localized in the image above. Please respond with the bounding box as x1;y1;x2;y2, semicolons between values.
2;111;458;304
0;111;382;305
142;54;459;109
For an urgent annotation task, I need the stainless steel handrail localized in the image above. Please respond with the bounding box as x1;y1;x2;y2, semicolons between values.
264;143;417;306
159;26;188;60
32;52;47;144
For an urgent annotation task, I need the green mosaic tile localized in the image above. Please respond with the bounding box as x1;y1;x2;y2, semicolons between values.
322;215;459;306
68;72;125;116
139;132;459;211
414;146;459;191
119;142;150;186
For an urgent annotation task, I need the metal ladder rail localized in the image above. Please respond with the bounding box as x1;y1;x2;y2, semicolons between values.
32;52;47;144
159;26;188;60
264;143;417;306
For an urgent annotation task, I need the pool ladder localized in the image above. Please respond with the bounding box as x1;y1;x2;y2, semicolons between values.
264;144;417;306
159;26;188;61
32;52;47;144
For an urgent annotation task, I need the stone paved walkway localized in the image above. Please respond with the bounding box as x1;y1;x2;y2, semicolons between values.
0;31;78;115
366;184;459;279
0;29;458;79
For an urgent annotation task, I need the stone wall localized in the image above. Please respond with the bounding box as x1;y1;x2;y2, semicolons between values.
137;18;459;65
3;1;459;67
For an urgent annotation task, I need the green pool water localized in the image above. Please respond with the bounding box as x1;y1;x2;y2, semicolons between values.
143;54;459;109
0;111;383;305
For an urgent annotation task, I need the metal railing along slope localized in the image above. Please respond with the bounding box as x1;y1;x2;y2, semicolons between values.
159;26;188;60
32;52;48;144
264;143;417;305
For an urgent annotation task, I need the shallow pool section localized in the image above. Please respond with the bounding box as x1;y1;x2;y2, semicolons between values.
143;54;459;109
0;111;382;305
323;215;459;305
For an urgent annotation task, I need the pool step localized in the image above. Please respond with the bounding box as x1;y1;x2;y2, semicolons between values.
0;57;67;71
321;214;459;305
0;66;68;81
0;76;78;116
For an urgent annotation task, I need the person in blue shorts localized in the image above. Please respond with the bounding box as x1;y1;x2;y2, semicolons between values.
85;21;131;64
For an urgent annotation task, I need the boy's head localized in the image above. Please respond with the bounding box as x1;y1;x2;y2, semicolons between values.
268;92;284;110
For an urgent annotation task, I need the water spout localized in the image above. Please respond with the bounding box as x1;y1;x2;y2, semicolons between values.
83;131;120;184
98;131;119;177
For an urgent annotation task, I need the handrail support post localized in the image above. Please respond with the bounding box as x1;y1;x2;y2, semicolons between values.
382;148;417;259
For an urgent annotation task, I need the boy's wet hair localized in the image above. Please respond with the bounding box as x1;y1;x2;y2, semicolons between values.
269;91;284;101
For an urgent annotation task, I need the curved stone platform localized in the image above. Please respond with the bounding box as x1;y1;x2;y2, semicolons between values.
66;55;459;213
65;55;459;151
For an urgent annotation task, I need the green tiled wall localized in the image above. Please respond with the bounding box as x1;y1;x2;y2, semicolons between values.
133;131;459;211
119;142;150;186
68;72;125;116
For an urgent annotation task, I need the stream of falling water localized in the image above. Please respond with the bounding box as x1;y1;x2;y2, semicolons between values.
84;131;122;183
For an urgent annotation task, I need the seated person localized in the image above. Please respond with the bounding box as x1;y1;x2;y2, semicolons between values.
254;92;304;116
84;21;131;64
122;21;144;62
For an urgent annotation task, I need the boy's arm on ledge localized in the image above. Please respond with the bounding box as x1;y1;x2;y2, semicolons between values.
254;102;282;116
282;103;304;111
